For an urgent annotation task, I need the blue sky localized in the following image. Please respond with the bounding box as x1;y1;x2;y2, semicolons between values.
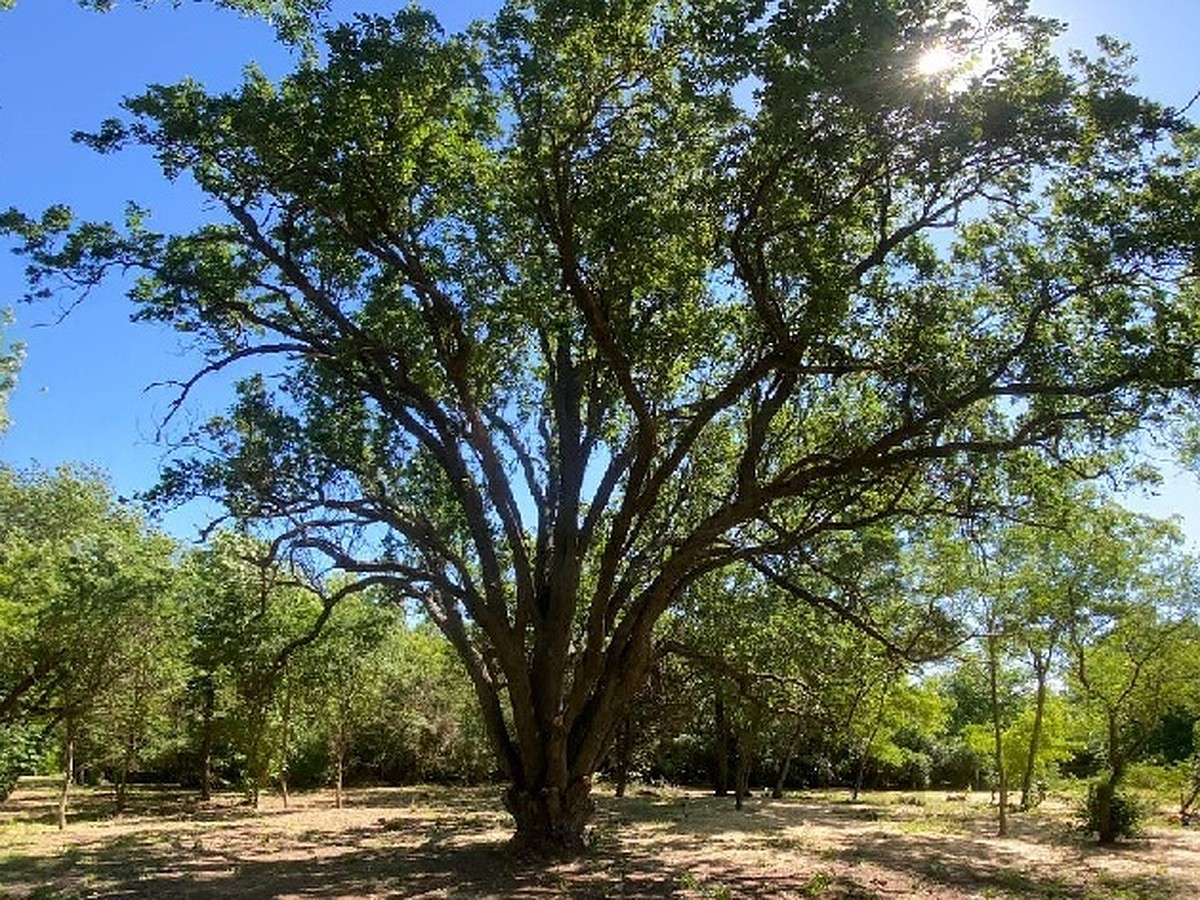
1;0;1199;540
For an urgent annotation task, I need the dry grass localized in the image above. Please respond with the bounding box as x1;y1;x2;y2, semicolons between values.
2;779;1198;898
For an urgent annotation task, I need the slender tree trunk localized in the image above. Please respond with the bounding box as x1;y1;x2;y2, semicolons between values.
117;734;135;814
613;715;633;799
57;723;75;831
852;675;893;802
278;682;291;810
1019;655;1049;811
246;715;265;810
1097;716;1126;844
734;729;753;811
199;679;215;802
852;750;869;801
1180;772;1199;821
773;716;804;799
987;631;1008;837
714;691;729;796
1095;772;1121;844
335;748;345;810
331;723;347;810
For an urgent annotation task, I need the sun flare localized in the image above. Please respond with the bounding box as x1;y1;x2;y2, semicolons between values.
917;44;960;77
914;0;1009;91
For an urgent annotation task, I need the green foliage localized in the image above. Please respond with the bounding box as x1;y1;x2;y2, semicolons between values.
8;0;1200;847
73;0;328;44
0;309;21;435
177;533;330;802
962;694;1078;785
1079;782;1145;841
0;465;178;794
0;722;38;801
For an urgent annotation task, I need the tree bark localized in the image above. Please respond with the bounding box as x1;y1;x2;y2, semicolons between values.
331;724;347;810
199;679;215;802
613;715;633;799
1096;715;1127;844
1095;776;1118;843
504;778;595;855
852;676;893;802
1180;772;1199;822
116;733;134;814
714;691;729;796
773;716;804;799
335;750;344;810
57;725;74;831
987;630;1008;837
734;730;753;811
278;681;291;810
1019;654;1049;811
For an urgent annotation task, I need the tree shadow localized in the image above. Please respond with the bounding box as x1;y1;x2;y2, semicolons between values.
3;785;1197;898
0;816;684;898
828;828;1187;899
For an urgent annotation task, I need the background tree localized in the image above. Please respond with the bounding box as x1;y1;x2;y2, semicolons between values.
0;466;176;822
1065;509;1199;842
287;588;397;807
7;0;1200;851
344;616;494;787
179;532;337;807
71;560;188;813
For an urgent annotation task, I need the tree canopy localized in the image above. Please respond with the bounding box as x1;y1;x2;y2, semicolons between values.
5;0;1200;851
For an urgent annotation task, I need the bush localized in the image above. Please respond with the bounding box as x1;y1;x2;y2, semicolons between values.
1079;782;1145;841
0;724;39;801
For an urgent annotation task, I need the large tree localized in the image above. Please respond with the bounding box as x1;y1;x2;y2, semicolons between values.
6;0;1200;850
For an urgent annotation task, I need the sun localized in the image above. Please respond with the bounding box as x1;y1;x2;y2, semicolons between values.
913;0;1008;90
917;44;961;78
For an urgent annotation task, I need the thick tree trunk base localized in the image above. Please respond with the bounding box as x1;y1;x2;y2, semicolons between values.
504;779;595;857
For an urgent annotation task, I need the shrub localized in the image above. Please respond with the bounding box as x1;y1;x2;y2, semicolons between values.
1079;782;1145;841
0;724;39;801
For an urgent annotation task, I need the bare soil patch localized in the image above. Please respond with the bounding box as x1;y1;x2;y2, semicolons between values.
2;780;1197;898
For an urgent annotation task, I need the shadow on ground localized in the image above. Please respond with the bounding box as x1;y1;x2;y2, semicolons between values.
2;784;1197;898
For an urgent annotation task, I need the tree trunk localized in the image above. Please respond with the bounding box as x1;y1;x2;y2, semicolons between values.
987;631;1008;837
278;679;291;809
852;752;868;801
852;679;892;802
773;716;804;800
1096;715;1127;844
503;777;595;855
613;715;633;799
332;724;347;810
116;734;135;814
714;691;729;796
1019;656;1049;811
58;726;74;831
199;679;215;802
1095;776;1119;844
335;749;344;810
734;730;753;811
1180;773;1199;821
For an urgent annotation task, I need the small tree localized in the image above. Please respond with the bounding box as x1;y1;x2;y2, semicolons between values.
0;466;175;822
179;533;339;806
1067;513;1199;843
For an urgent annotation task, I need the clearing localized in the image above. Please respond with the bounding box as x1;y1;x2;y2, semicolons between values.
2;779;1198;898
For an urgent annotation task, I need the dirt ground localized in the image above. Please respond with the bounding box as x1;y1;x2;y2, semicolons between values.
2;779;1198;898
